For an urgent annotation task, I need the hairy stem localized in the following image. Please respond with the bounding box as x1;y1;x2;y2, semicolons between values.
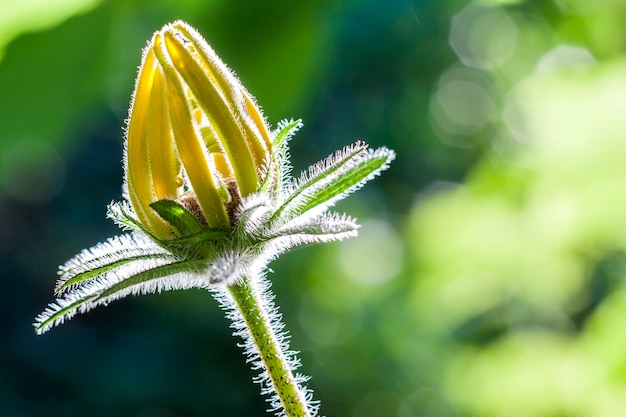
228;276;312;417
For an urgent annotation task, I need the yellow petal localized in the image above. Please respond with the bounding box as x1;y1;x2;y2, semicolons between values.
242;91;272;172
125;47;173;239
154;33;231;229
172;21;272;163
149;64;181;201
160;23;267;197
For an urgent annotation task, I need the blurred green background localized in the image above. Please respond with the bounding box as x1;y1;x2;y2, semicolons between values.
4;0;626;416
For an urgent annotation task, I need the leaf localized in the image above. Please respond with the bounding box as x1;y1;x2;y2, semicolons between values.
259;119;302;194
271;142;369;221
150;199;206;236
160;227;230;249
56;254;173;295
35;258;209;335
233;193;273;235
95;259;207;299
55;233;173;295
107;200;157;235
33;294;97;335
264;212;360;256
296;147;395;215
272;119;302;149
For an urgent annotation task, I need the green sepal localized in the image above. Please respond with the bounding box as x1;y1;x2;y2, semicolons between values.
35;258;208;335
97;259;207;299
272;143;367;221
150;199;206;236
34;296;97;334
259;119;302;194
160;227;230;248
272;119;302;149
108;201;149;233
297;149;392;214
55;254;172;295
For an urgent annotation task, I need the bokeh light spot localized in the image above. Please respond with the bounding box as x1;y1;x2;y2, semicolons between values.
430;67;496;145
0;139;66;203
450;4;518;69
337;219;403;287
536;44;596;74
436;78;495;130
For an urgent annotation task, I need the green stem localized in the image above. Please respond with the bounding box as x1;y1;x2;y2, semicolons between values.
228;276;312;417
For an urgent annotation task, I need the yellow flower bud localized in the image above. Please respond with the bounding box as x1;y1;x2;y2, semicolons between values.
124;21;272;239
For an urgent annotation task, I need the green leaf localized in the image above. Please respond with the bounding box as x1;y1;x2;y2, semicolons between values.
55;253;172;295
272;119;302;149
259;119;302;194
269;212;359;247
96;259;207;299
35;258;208;335
150;199;206;236
34;295;97;335
272;142;368;221
297;148;394;214
161;227;230;247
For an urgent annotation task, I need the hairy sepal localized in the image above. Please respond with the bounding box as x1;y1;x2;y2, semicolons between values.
55;232;174;295
272;141;368;223
259;119;301;195
35;257;212;335
272;119;302;149
150;199;206;236
296;147;395;215
281;147;395;228
234;193;274;236
265;212;360;257
107;200;147;233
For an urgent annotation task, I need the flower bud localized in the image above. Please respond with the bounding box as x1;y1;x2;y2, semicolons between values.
124;21;272;239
